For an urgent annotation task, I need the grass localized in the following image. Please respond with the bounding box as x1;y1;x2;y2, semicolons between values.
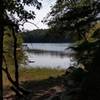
3;66;65;86
3;66;65;100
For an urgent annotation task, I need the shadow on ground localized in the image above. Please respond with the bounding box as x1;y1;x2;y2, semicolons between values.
4;67;87;100
4;76;65;100
21;76;64;100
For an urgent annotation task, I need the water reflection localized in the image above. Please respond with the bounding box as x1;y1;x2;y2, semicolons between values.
24;43;75;69
26;51;74;69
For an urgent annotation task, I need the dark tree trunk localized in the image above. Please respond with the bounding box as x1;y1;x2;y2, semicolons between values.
0;0;4;99
3;56;30;95
12;27;19;90
0;26;4;100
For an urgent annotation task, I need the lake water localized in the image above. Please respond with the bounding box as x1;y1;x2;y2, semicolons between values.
23;43;75;69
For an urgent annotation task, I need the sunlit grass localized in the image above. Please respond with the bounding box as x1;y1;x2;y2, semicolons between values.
3;66;65;86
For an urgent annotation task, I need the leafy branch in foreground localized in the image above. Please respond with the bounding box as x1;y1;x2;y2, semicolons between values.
44;0;100;41
44;0;100;100
0;0;42;99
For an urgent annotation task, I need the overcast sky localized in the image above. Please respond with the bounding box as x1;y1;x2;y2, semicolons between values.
23;0;56;30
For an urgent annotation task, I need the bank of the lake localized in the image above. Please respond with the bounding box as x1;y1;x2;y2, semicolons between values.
3;66;65;86
3;66;65;99
3;65;86;100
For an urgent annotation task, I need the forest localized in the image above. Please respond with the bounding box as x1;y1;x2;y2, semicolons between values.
0;0;100;100
22;29;75;43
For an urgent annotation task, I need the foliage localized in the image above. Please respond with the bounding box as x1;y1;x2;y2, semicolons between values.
3;27;26;65
22;29;72;43
45;0;100;41
45;0;100;69
0;0;42;98
23;29;49;43
2;0;41;30
45;0;100;100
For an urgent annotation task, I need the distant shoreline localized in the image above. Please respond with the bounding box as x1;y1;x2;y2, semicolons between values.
23;42;74;43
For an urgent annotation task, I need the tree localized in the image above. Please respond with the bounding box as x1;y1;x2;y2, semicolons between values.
3;27;25;65
45;0;100;100
0;1;5;99
0;0;41;99
45;0;100;41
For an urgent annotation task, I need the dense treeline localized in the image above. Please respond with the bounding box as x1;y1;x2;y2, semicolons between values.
22;29;48;43
22;29;76;43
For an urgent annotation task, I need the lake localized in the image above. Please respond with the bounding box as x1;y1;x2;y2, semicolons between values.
23;43;75;69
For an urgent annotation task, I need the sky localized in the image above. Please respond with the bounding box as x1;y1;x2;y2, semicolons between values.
23;0;56;30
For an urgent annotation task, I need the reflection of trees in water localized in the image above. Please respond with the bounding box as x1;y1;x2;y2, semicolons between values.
27;49;75;58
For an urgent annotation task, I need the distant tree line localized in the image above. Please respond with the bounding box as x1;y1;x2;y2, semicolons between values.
22;29;77;43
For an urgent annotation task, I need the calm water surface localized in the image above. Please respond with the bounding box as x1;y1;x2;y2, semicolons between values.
23;43;75;69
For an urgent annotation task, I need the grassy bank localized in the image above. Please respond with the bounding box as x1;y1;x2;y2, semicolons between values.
3;66;65;86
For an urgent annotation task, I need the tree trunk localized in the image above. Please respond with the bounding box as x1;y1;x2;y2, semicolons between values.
3;55;31;95
0;26;4;100
0;0;4;99
12;27;19;92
